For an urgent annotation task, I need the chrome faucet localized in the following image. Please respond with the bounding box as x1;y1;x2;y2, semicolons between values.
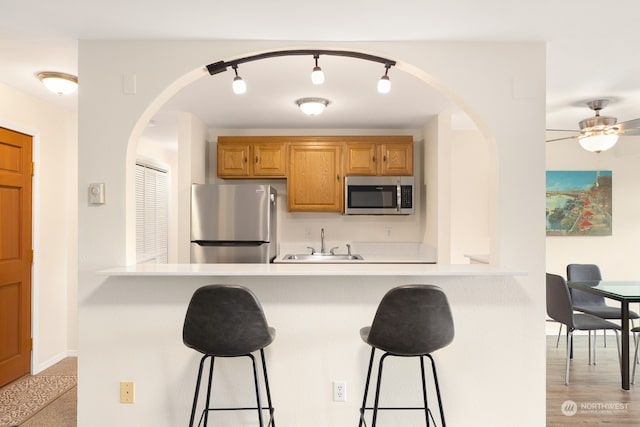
320;228;325;254
346;243;352;255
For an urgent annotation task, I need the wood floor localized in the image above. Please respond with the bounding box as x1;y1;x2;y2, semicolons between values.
547;334;640;426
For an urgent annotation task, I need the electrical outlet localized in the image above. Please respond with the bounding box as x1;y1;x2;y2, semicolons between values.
120;381;135;403
333;380;346;402
384;227;392;238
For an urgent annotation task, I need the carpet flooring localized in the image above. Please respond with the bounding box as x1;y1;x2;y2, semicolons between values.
0;358;77;427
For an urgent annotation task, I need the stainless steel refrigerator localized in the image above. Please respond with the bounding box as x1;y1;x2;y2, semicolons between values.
190;184;277;263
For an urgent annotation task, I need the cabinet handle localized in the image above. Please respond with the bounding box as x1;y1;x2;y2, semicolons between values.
337;174;340;181
372;155;376;163
244;156;248;163
255;156;259;163
383;154;388;162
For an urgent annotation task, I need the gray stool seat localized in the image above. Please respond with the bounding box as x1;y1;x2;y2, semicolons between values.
358;284;454;427
183;285;276;427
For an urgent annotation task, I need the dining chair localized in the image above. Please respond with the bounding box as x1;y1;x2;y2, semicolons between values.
567;264;639;351
182;285;276;427
358;284;454;427
546;273;621;384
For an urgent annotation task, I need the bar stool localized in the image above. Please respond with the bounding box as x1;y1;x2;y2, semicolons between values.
358;284;454;427
182;285;276;427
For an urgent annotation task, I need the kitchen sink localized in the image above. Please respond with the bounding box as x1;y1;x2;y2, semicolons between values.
282;253;364;262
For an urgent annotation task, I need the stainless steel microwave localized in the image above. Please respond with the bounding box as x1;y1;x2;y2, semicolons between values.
344;176;415;215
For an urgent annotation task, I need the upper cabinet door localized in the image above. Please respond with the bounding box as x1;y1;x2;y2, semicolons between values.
217;142;251;177
344;142;377;176
217;137;286;178
287;142;343;212
380;141;413;176
253;142;286;177
344;137;413;176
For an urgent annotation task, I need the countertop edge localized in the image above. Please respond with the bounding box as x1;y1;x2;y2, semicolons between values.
97;263;527;277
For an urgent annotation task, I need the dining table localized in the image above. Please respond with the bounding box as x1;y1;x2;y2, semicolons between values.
567;280;640;390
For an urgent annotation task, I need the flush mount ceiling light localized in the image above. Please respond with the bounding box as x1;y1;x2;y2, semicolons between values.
296;97;330;116
311;54;325;85
37;72;78;95
231;65;246;94
377;65;392;94
207;49;396;95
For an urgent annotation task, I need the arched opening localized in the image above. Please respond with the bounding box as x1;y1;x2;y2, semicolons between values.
124;47;497;266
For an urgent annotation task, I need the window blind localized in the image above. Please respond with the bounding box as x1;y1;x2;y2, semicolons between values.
135;163;168;264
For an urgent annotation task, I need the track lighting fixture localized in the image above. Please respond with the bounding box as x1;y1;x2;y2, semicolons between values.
231;65;246;94
206;50;397;98
377;65;391;94
311;54;325;85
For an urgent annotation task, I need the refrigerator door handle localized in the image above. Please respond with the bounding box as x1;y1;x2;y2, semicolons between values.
191;240;268;247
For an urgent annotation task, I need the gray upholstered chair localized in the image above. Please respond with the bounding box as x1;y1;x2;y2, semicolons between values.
546;273;621;384
633;326;640;384
358;285;454;427
566;264;639;351
183;285;276;427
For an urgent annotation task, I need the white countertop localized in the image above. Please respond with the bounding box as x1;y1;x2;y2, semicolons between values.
98;262;524;277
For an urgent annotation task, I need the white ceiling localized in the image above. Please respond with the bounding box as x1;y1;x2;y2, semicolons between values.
2;0;640;149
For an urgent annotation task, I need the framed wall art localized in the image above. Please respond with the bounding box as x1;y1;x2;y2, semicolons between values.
546;170;612;236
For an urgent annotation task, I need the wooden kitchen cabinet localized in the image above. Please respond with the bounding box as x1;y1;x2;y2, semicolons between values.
287;142;343;212
344;136;413;176
217;137;286;178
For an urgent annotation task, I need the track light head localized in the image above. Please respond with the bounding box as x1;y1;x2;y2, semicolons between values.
311;54;325;85
231;65;246;94
377;65;391;94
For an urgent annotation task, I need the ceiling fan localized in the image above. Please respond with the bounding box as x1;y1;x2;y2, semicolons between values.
546;99;640;152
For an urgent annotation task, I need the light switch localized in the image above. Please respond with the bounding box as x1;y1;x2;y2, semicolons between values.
89;183;105;204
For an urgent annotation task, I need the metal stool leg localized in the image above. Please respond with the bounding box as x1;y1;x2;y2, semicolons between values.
248;354;265;427
203;356;215;427
358;347;376;427
427;354;446;427
419;356;430;426
371;352;391;427
189;355;210;427
260;349;276;427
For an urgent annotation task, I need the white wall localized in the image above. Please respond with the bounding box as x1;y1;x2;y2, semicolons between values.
77;40;546;426
0;82;78;371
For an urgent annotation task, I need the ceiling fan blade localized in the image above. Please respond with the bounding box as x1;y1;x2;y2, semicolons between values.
546;135;578;143
617;118;640;134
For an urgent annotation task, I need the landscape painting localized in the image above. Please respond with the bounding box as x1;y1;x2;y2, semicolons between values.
546;170;612;236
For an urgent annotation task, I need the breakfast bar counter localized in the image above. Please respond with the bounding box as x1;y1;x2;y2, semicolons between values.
98;262;524;277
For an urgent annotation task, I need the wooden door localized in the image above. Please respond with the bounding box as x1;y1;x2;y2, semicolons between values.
287;143;342;212
0;127;32;386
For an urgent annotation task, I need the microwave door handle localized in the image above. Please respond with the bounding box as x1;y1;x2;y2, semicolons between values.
397;183;401;212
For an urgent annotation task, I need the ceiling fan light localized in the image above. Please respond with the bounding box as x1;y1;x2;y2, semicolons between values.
578;133;619;152
37;72;78;95
311;66;325;85
296;97;329;116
